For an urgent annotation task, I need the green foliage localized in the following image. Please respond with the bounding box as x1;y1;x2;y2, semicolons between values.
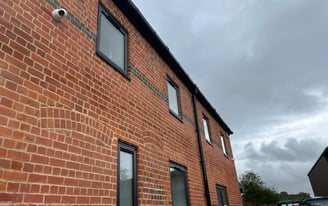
120;168;130;180
240;170;264;187
240;171;311;205
279;191;311;201
240;171;280;204
296;192;311;200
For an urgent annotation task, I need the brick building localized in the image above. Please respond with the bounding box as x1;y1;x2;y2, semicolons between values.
0;0;242;205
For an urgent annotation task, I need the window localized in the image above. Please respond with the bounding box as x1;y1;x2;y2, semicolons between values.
203;116;211;143
118;142;137;206
97;3;128;74
167;79;180;117
216;185;229;206
221;134;227;156
170;162;189;206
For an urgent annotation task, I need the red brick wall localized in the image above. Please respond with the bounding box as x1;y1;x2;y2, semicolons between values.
199;102;243;206
0;0;242;205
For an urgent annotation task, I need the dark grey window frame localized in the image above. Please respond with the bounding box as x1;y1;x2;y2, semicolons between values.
117;141;137;206
169;161;190;206
203;115;212;144
166;77;182;120
96;3;129;78
216;185;229;206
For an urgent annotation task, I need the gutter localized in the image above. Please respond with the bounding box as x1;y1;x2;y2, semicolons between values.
113;0;233;135
192;87;211;206
113;1;234;204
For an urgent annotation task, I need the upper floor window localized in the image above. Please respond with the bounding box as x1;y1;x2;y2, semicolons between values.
167;78;180;117
216;185;229;206
118;142;137;206
97;3;128;74
203;116;212;143
221;134;227;156
170;162;189;206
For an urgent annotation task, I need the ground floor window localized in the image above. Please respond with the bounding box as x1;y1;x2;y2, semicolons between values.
216;185;229;206
170;161;189;206
118;142;137;206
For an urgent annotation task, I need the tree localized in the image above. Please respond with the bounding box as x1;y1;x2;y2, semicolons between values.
240;171;264;187
278;191;311;201
297;192;311;200
120;168;130;180
240;171;280;204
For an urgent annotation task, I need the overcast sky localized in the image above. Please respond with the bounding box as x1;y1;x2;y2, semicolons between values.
133;0;328;195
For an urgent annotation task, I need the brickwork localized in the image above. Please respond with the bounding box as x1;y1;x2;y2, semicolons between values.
0;0;242;205
198;102;242;206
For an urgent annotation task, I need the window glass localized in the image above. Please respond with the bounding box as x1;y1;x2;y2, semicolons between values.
99;13;125;70
97;4;127;73
221;135;227;156
217;185;229;206
167;80;180;116
203;117;211;143
118;143;136;206
120;150;133;205
170;163;189;206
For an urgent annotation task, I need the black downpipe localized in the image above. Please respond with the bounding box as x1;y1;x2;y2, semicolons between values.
192;87;211;206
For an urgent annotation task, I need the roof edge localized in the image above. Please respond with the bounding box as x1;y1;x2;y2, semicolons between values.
113;0;233;135
308;147;328;176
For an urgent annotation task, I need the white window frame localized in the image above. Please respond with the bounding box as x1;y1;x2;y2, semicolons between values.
221;134;227;156
203;116;212;143
167;78;181;118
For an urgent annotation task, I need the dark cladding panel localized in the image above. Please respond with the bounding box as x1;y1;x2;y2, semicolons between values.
308;148;328;196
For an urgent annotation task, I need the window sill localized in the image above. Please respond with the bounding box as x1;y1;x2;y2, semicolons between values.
206;139;213;145
96;52;131;81
169;110;183;123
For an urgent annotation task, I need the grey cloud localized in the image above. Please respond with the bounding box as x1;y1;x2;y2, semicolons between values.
261;138;322;162
242;138;325;194
132;0;328;194
250;160;314;194
180;0;328;133
244;138;323;163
